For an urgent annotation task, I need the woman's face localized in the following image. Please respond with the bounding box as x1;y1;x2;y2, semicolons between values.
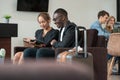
38;16;50;29
108;18;115;26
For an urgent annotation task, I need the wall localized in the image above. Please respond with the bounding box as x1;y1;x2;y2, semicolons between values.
0;0;116;59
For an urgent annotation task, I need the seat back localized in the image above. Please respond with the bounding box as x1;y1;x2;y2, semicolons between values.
96;36;106;47
107;33;120;56
79;29;98;47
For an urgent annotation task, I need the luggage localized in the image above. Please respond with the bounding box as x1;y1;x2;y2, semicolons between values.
57;26;94;80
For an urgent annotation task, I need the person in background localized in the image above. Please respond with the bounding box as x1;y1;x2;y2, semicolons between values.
91;11;118;75
90;10;110;40
105;16;116;60
23;8;76;60
13;12;59;64
105;16;120;75
105;16;115;33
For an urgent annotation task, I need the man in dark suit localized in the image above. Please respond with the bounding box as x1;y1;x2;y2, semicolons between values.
32;8;77;58
51;8;76;48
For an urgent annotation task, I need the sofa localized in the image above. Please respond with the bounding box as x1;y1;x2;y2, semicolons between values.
14;29;107;80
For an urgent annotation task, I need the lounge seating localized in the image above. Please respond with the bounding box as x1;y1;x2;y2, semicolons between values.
14;29;107;80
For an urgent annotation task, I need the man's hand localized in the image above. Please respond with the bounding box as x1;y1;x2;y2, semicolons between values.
34;44;46;48
50;39;57;45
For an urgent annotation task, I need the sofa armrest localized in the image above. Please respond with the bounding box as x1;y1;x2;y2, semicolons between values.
88;47;107;80
14;46;28;54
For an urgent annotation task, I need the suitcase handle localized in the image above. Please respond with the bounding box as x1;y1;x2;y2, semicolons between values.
75;26;87;58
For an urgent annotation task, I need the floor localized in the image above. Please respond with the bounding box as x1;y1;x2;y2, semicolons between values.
108;75;120;80
107;61;120;80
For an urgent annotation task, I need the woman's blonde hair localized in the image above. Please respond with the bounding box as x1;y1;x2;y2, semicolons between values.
105;16;115;33
106;16;115;25
37;12;51;23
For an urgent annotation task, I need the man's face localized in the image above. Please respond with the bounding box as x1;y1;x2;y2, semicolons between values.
53;13;65;28
101;14;109;24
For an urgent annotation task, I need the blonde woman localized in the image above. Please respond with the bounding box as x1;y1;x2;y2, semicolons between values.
105;16;115;33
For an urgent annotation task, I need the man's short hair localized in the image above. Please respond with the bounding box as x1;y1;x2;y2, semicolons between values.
54;8;68;18
97;10;109;19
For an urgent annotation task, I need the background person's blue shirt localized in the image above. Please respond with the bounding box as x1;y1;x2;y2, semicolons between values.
90;20;110;39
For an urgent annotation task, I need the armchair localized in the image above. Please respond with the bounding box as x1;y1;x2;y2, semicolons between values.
107;33;120;75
